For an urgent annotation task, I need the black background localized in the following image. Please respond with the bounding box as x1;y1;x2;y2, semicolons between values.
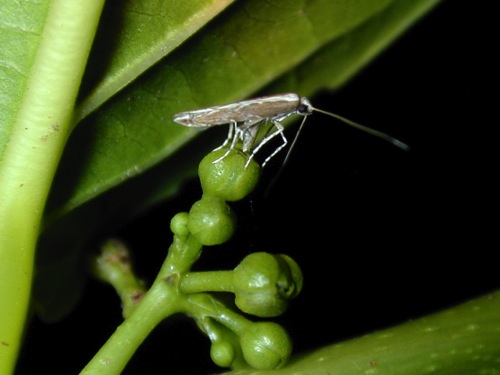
18;1;498;374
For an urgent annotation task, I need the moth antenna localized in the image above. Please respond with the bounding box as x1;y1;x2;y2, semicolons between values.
312;107;410;151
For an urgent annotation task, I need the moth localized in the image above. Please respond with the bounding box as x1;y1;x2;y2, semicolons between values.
173;93;409;167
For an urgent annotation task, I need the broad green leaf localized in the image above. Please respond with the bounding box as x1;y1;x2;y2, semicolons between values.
1;0;106;368
75;0;236;123
46;0;430;224
0;0;50;157
270;0;441;94
223;290;500;374
54;0;441;225
36;0;441;320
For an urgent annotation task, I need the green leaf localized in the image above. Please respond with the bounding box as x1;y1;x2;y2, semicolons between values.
1;0;106;369
269;0;442;94
45;0;440;225
75;0;236;122
222;291;500;374
0;0;50;156
35;0;441;320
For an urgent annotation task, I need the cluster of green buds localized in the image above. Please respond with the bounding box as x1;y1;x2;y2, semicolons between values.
90;147;303;371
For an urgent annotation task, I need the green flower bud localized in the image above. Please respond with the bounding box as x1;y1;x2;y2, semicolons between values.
188;196;236;246
210;341;235;368
199;148;260;201
232;252;303;317
240;322;292;369
170;212;190;238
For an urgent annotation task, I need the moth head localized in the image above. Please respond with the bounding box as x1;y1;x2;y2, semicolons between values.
297;97;314;117
172;112;191;125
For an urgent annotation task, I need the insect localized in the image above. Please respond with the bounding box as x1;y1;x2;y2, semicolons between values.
173;93;409;168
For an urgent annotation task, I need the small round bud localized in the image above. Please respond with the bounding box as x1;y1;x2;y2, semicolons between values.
170;212;190;238
210;341;235;368
199;148;260;201
188;196;236;246
233;252;303;317
240;322;292;369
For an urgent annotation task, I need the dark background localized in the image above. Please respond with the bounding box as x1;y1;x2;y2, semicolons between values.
18;1;498;374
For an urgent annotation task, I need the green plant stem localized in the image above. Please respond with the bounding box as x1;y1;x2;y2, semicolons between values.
79;273;184;375
81;234;203;374
91;239;147;318
0;0;104;372
179;271;234;294
187;293;250;335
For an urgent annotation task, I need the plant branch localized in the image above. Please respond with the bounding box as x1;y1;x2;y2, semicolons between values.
80;233;204;374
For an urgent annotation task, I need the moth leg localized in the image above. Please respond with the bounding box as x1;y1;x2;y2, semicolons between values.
248;120;287;168
213;118;261;167
212;121;243;164
213;120;236;151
